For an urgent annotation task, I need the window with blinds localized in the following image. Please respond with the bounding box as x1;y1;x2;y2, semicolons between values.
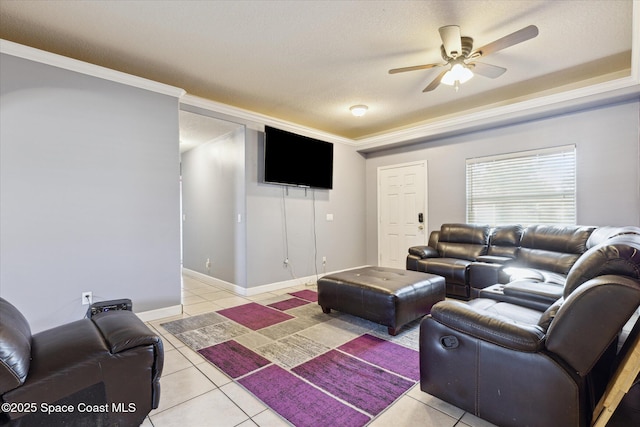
466;145;576;225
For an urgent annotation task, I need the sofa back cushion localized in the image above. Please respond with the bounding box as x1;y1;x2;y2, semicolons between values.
586;226;640;249
487;225;523;258
564;234;640;297
0;298;32;394
436;223;490;261
517;225;595;274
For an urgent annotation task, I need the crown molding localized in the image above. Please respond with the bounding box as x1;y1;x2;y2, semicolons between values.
355;75;640;153
2;0;638;151
185;2;640;151
180;93;355;146
0;39;186;98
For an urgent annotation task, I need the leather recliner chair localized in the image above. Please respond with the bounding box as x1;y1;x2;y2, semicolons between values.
0;298;164;426
419;234;640;427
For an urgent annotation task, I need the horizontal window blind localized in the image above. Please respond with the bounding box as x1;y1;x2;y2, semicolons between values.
466;146;576;225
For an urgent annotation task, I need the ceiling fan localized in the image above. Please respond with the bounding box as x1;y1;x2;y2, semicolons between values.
389;25;539;92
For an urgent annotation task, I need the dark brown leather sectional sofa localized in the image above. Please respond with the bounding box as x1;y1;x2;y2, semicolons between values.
411;223;640;427
406;223;635;303
0;299;163;426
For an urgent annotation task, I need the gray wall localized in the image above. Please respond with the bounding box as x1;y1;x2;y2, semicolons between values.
179;121;367;290
364;99;640;266
0;54;182;332
245;128;367;288
181;127;245;284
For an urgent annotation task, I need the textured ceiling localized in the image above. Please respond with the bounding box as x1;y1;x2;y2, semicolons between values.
0;0;634;141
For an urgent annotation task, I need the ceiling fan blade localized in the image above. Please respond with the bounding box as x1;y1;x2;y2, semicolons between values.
471;25;539;57
439;25;462;58
423;69;448;92
470;62;507;79
388;63;441;74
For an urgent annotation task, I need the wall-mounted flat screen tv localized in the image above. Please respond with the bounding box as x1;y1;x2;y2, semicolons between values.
263;126;333;189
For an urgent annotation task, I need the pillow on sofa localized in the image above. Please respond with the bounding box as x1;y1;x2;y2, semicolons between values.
0;298;32;394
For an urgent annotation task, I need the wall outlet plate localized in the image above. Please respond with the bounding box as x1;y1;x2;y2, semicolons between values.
82;291;93;305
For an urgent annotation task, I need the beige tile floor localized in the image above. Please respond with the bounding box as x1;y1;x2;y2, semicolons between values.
142;275;497;427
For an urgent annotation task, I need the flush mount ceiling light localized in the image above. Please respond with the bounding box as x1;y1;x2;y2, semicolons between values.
350;105;368;117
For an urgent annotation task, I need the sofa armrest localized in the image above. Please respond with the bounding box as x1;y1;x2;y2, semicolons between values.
503;280;563;306
468;261;504;289
408;245;439;259
429;300;545;352
92;311;161;354
92;310;164;409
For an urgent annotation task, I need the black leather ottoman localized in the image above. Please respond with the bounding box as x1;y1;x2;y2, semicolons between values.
317;266;445;335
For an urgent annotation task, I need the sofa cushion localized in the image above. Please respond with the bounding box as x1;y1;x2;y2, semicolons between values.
501;266;568;285
521;225;595;254
586;226;640;249
437;242;488;261
516;225;595;275
436;223;490;261
0;298;32;394
439;223;490;245
564;234;640;296
487;224;523;258
431;299;546;351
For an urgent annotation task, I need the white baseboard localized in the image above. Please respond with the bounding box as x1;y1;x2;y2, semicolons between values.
182;265;370;297
182;269;250;295
136;304;183;322
135;265;372;321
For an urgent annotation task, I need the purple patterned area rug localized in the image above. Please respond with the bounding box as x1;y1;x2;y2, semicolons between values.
288;289;318;302
292;349;414;416
198;340;270;378
217;302;293;330
162;289;422;427
267;297;310;311
339;334;420;380
239;364;371;427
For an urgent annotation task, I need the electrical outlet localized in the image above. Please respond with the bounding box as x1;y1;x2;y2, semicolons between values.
322;256;327;266
206;258;211;270
283;258;289;268
82;291;93;305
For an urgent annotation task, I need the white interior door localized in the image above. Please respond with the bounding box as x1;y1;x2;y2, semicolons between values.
378;162;427;268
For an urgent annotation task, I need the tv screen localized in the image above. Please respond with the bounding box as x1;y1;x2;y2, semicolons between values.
263;126;333;189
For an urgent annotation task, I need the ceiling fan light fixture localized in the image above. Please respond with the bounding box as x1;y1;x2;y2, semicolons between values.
350;105;368;117
441;63;474;87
